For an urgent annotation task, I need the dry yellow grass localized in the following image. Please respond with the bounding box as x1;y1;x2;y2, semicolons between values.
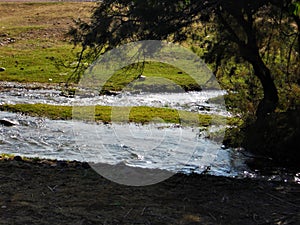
0;2;95;43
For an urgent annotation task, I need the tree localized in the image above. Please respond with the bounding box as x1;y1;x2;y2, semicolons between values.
71;0;300;119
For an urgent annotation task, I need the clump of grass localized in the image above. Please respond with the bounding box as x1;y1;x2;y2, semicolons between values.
0;103;231;127
0;104;72;120
0;153;15;160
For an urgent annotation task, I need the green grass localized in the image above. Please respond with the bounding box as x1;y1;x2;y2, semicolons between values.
95;62;203;92
0;153;15;160
0;43;80;83
0;44;207;89
0;153;43;162
0;2;93;83
0;42;208;90
0;103;232;127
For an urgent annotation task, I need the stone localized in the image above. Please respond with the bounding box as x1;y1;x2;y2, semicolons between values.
0;119;19;127
137;74;146;81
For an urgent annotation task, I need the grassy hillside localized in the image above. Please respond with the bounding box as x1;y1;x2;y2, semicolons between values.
0;2;206;92
0;2;94;83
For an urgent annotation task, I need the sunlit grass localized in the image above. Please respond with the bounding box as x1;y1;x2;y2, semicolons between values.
0;103;233;127
0;43;81;83
98;62;203;92
0;2;94;83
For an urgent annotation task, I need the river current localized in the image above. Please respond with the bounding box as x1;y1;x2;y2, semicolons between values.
0;82;298;183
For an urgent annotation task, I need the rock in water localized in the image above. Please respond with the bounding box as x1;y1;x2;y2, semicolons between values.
0;67;5;72
0;119;19;127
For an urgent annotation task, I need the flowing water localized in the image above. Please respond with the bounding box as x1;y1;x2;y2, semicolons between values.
0;82;230;116
0;82;298;183
0;111;248;177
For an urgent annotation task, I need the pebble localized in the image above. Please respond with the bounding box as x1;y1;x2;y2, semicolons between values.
137;74;146;81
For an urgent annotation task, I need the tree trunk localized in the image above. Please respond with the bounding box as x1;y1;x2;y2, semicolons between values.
241;45;279;118
251;57;279;118
292;15;300;55
244;65;278;119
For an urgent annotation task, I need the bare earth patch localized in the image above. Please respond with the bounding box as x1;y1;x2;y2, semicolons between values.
0;2;95;44
0;158;299;225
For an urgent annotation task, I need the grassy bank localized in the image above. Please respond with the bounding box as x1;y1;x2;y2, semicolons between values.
98;62;203;93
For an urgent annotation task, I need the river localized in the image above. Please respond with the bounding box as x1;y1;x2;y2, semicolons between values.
0;82;298;183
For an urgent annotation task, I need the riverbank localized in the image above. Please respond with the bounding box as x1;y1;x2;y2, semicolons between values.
0;157;299;225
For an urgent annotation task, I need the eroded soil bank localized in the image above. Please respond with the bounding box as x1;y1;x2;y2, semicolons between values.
0;158;299;225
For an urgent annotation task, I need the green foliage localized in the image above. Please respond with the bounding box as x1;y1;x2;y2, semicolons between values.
192;1;300;116
290;1;300;16
70;0;298;119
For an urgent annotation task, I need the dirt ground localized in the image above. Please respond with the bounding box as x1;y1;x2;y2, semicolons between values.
0;2;94;42
0;157;299;225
